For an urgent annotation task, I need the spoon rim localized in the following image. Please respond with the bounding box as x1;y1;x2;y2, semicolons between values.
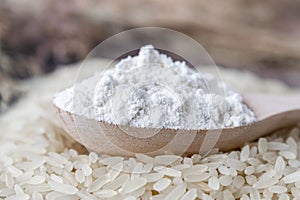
53;101;255;132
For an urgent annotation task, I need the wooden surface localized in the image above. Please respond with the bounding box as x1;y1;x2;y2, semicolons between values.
1;0;300;86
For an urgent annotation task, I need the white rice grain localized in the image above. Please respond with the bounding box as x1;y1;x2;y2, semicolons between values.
287;137;297;154
108;162;123;181
244;166;255;175
143;163;154;173
50;174;63;183
233;176;245;189
183;157;193;166
6;166;22;178
154;155;182;166
76;191;94;200
208;176;220;190
103;174;129;190
88;152;98;164
165;182;186;200
278;193;290;200
201;193;213;200
153;166;182;177
258;138;268;154
142;173;164;183
267;142;289;151
240;145;250;162
274;157;285;173
288;159;300;168
182;165;208;177
153;178;171;192
15;171;34;184
253;177;278;189
131;163;143;179
240;194;250;200
93;189;118;198
25;176;46;185
282;171;300;184
268;185;287;193
123;196;136;200
48;152;68;165
87;176;110;192
31;191;43;200
92;167;107;178
219;175;233;186
223;189;235;200
6;194;30;200
135;154;155;164
100;157;124;166
279;150;297;160
26;184;52;193
180;188;197;200
173;177;183;185
48;181;78;194
83;174;92;187
81;164;92;176
127;186;145;198
218;166;231;175
75;169;85;183
227;159;246;171
120;177;147;194
65;161;74;172
184;173;210;182
62;171;78;187
46;157;64;168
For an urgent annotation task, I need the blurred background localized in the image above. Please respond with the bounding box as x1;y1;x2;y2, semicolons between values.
1;0;300;112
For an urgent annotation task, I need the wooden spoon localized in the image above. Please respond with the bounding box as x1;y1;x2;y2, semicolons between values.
53;93;300;156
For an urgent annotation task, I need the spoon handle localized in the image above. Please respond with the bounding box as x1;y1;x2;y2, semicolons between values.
244;93;300;120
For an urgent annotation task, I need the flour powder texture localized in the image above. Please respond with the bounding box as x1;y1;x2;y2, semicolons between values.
54;45;255;129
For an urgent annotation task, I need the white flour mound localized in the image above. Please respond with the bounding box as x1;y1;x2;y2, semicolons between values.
54;45;256;129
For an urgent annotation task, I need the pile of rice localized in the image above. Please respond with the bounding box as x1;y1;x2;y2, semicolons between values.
1;59;299;200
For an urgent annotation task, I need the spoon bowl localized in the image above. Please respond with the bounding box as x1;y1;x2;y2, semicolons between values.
54;93;300;156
